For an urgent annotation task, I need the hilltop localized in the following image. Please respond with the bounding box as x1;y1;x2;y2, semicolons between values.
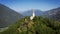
0;16;60;34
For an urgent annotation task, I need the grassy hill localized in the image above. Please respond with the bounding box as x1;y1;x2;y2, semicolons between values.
0;16;60;34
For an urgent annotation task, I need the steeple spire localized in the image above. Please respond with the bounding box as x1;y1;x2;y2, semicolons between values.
32;9;35;17
30;9;35;20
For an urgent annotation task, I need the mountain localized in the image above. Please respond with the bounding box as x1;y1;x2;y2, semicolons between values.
0;4;22;28
21;9;43;16
21;7;60;21
44;7;60;21
1;16;60;34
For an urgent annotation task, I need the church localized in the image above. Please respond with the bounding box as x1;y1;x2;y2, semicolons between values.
30;9;35;20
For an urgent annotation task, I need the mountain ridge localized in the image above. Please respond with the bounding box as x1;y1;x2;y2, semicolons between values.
0;3;22;28
21;9;43;16
21;7;60;21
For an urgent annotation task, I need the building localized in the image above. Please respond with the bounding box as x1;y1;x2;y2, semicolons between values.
30;9;35;20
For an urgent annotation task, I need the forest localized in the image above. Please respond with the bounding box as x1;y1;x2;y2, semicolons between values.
0;16;60;34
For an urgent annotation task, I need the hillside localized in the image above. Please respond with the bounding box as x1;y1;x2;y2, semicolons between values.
0;4;22;28
42;7;60;21
0;16;60;34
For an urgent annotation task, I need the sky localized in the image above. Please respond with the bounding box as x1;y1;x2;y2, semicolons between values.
0;0;60;12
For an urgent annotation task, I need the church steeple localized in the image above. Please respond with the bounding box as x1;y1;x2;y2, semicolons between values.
30;9;35;20
32;9;35;17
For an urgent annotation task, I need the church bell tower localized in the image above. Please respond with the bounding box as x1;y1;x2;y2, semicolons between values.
30;9;35;20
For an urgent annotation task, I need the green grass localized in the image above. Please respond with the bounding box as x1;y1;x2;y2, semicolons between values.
0;27;8;32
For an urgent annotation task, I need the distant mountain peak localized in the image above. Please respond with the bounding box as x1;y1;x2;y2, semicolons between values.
21;9;43;16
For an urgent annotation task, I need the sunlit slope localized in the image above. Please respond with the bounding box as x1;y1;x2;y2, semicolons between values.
1;16;60;34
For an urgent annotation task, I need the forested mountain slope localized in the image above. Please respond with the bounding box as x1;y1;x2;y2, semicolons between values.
0;4;22;28
0;16;60;34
